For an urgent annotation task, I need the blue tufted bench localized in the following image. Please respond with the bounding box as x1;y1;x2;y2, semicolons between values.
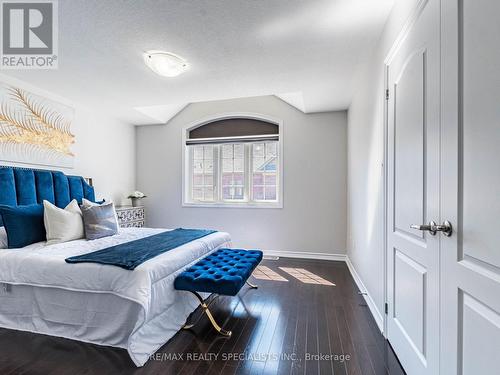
174;248;263;337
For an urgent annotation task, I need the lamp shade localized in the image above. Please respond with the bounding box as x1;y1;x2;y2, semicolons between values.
143;50;189;77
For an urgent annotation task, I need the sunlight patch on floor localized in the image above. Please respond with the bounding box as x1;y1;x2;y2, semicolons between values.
252;265;288;281
279;267;335;286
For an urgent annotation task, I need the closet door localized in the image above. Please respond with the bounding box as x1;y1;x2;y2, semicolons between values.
385;1;440;374
441;0;500;374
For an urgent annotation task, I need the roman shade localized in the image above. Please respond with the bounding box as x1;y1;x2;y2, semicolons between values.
186;118;279;145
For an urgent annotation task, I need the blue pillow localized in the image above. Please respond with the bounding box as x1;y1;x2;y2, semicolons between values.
0;205;45;248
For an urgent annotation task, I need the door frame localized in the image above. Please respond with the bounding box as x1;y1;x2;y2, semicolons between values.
382;0;432;339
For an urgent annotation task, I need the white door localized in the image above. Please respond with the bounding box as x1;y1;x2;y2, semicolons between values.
386;1;440;374
441;0;500;374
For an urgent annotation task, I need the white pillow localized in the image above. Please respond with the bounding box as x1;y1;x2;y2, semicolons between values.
43;200;85;245
0;227;7;249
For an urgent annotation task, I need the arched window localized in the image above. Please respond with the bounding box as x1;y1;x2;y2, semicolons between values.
183;114;282;207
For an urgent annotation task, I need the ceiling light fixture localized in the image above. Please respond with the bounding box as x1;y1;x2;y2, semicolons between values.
143;50;189;77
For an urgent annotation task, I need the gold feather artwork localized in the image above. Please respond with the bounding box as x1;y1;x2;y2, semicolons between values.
0;84;75;168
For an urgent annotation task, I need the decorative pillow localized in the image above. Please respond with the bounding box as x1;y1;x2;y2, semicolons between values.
0;226;7;249
43;200;85;245
81;197;119;227
82;198;106;206
0;204;45;248
81;202;119;240
81;198;99;207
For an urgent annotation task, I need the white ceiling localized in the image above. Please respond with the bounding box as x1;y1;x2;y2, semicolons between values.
4;0;394;125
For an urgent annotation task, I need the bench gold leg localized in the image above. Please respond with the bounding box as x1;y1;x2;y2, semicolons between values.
182;322;196;329
201;302;232;337
246;280;258;289
183;291;232;337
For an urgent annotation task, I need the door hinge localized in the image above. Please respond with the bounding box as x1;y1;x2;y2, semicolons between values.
385;89;389;100
385;303;388;314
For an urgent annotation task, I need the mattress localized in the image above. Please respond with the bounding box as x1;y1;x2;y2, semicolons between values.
0;228;232;366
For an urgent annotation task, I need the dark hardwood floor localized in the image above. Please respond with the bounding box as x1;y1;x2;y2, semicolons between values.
0;258;405;375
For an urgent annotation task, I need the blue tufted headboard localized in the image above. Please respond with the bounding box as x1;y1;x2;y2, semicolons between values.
0;166;95;214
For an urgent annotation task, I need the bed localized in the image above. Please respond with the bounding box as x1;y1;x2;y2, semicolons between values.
0;167;231;366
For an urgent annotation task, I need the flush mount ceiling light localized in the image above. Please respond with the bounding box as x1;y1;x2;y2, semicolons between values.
143;50;189;77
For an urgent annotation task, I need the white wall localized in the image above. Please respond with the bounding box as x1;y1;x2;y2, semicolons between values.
347;0;421;319
136;95;347;255
0;74;135;205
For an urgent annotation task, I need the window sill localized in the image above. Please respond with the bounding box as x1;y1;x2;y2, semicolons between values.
182;201;283;209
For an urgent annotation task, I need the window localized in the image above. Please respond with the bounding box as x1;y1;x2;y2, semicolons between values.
221;144;245;201
183;117;282;207
251;142;278;201
191;145;214;202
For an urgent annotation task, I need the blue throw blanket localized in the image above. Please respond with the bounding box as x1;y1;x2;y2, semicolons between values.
65;228;217;270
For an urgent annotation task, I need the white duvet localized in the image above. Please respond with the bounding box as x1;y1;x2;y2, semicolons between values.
0;227;232;366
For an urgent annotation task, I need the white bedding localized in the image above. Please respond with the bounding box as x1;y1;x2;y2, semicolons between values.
0;227;232;366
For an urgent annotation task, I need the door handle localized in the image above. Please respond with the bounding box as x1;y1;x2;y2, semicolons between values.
410;221;453;237
410;221;438;235
434;221;453;237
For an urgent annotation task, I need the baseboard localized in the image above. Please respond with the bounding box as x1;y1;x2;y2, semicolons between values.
262;250;346;262
345;256;384;333
260;249;384;334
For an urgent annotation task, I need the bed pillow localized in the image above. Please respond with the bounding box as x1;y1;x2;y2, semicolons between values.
0;226;7;249
81;198;119;228
43;200;85;245
0;204;45;248
82;198;106;206
81;202;119;240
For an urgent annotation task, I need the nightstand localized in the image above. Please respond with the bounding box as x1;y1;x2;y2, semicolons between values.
115;206;145;228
